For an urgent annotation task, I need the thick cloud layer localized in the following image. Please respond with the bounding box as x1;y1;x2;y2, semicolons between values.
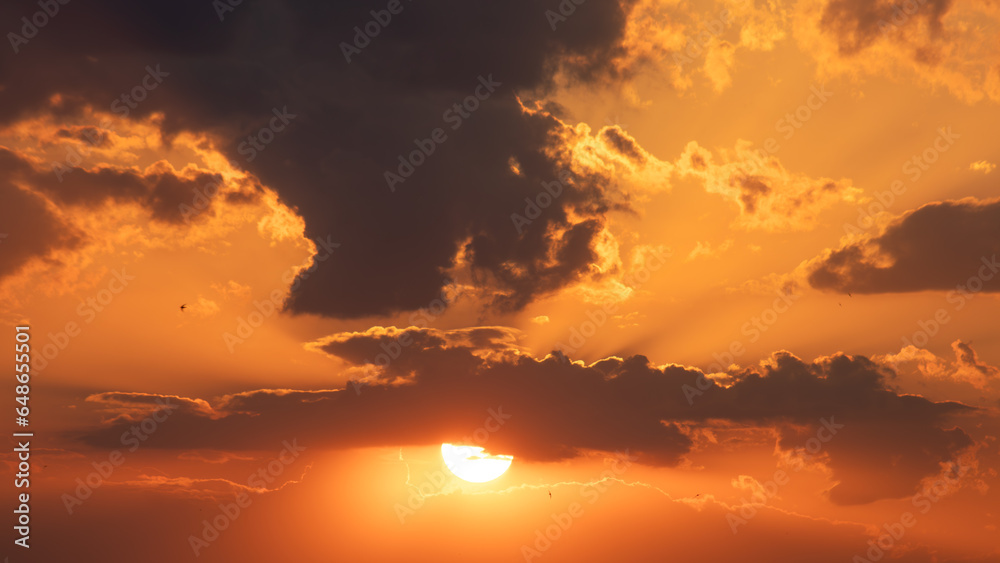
76;327;976;505
0;0;643;318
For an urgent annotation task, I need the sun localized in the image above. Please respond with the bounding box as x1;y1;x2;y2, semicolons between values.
441;443;513;483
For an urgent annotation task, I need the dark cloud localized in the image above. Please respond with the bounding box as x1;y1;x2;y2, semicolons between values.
144;170;226;223
599;125;646;164
0;146;227;224
55;125;115;148
75;328;976;504
738;176;771;214
808;197;1000;294
952;340;1000;380
820;0;954;54
85;391;217;420
0;0;641;319
0;165;81;280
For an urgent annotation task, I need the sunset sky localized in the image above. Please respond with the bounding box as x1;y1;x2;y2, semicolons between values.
2;0;999;561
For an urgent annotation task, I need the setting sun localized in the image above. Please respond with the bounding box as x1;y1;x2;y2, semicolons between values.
441;443;514;483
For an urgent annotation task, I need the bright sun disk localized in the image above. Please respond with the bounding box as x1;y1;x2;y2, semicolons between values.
440;443;513;483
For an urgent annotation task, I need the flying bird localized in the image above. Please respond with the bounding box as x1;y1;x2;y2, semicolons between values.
180;304;187;312
548;490;552;500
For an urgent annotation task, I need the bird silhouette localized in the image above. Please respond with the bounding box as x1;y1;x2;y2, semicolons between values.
548;490;552;500
180;304;187;312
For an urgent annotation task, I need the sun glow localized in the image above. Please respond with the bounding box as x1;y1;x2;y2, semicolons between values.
440;443;514;483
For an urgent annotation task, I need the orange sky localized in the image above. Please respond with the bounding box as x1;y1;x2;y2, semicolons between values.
1;0;999;562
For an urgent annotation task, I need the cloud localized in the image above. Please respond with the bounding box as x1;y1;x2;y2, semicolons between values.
0;110;314;314
675;140;861;231
0;160;82;280
807;197;1000;294
794;0;1000;103
619;0;788;92
75;328;976;505
970;160;996;174
687;239;733;261
3;147;228;224
0;0;654;320
878;339;1000;405
818;0;952;55
0;0;875;319
176;449;256;465
84;391;219;421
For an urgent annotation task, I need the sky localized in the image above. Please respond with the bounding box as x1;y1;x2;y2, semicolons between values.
1;0;999;561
